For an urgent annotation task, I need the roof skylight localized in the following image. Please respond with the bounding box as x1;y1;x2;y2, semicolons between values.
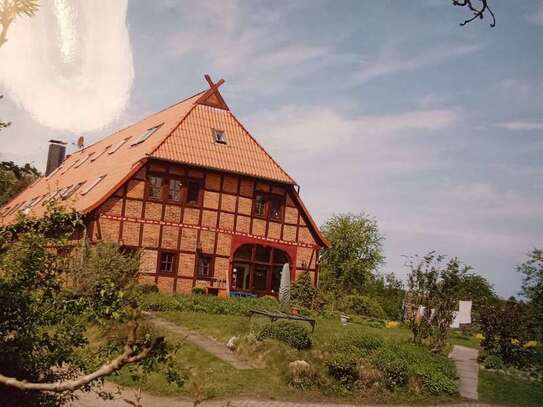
75;153;93;168
131;124;162;146
109;138;130;154
80;175;106;195
91;145;111;162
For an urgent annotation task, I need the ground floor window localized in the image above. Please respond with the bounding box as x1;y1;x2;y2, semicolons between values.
197;253;213;278
231;244;290;295
158;251;176;274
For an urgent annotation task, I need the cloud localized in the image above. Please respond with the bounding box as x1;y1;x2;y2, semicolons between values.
355;44;482;84
527;1;543;25
497;120;543;131
245;106;461;154
0;0;133;133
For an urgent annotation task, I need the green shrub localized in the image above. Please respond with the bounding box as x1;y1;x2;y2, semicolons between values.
257;321;312;350
421;370;457;395
339;294;385;319
191;287;206;295
483;354;505;370
373;347;409;389
325;354;358;388
291;272;323;310
140;292;281;315
137;284;159;294
329;331;384;356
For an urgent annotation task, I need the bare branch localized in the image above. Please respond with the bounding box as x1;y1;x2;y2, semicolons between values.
452;0;496;27
0;318;163;393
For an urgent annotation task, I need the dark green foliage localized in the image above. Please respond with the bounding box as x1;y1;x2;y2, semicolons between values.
325;355;358;388
328;331;384;356
320;213;385;295
339;294;385;319
373;347;409;389
483;354;505;370
518;249;543;337
0;212;176;405
191;287;206;295
0;161;40;206
141;291;281;315
137;284;159;294
257;321;312;350
367;273;405;320
291;271;323;310
479;299;539;366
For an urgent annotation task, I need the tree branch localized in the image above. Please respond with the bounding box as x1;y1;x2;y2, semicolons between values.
0;318;163;393
452;0;496;27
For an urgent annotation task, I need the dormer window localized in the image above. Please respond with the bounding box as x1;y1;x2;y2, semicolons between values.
132;124;162;146
213;129;226;144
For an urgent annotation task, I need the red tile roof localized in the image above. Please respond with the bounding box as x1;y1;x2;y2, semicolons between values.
0;79;298;226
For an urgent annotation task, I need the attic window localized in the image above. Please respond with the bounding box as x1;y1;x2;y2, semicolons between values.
91;145;110;161
131;124;162;146
108;138;129;154
62;159;79;174
213;129;226;144
75;153;93;168
47;164;63;178
81;175;106;195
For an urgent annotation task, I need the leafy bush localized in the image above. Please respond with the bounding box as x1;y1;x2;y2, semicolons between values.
325;354;358;388
339;294;385;319
373;347;409;389
138;283;159;294
141;292;281;315
191;287;206;295
291;272;323;310
479;300;539;366
483;354;505;370
257;321;312;350
328;331;384;356
421;370;457;395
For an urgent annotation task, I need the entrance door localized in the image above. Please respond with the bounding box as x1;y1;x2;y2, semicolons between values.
231;244;291;296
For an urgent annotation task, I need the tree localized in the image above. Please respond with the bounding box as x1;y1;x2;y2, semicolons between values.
518;249;543;334
367;272;405;320
405;252;469;352
320;213;385;297
0;161;41;206
0;209;179;405
0;0;39;48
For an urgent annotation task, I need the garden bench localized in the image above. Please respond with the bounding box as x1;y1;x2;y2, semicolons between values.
249;309;316;332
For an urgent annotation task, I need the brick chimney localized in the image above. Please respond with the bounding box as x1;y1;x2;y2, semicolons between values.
45;140;67;176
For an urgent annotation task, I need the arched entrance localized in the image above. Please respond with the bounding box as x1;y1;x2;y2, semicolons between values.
231;244;290;296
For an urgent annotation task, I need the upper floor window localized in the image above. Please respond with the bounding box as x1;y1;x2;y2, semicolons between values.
186;181;201;205
168;179;182;201
253;192;284;221
148;175;163;199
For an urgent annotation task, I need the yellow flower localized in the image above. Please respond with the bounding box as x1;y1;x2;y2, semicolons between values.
475;333;485;340
511;338;520;346
385;321;400;329
524;341;538;349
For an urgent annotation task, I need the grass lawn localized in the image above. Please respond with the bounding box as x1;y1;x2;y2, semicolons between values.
479;369;543;406
110;311;463;404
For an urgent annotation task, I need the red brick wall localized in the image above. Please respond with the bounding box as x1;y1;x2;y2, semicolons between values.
89;160;322;294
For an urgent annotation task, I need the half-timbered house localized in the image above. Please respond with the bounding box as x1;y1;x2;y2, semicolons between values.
0;76;329;296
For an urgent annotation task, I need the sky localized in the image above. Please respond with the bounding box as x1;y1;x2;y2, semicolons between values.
1;0;542;297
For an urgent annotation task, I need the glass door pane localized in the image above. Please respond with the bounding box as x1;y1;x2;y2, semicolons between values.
232;262;251;290
253;265;268;291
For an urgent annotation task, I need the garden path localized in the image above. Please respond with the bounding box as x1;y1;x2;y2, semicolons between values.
449;345;480;400
146;312;255;370
72;382;497;407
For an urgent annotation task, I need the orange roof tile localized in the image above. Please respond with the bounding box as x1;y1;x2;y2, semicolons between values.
0;79;296;226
